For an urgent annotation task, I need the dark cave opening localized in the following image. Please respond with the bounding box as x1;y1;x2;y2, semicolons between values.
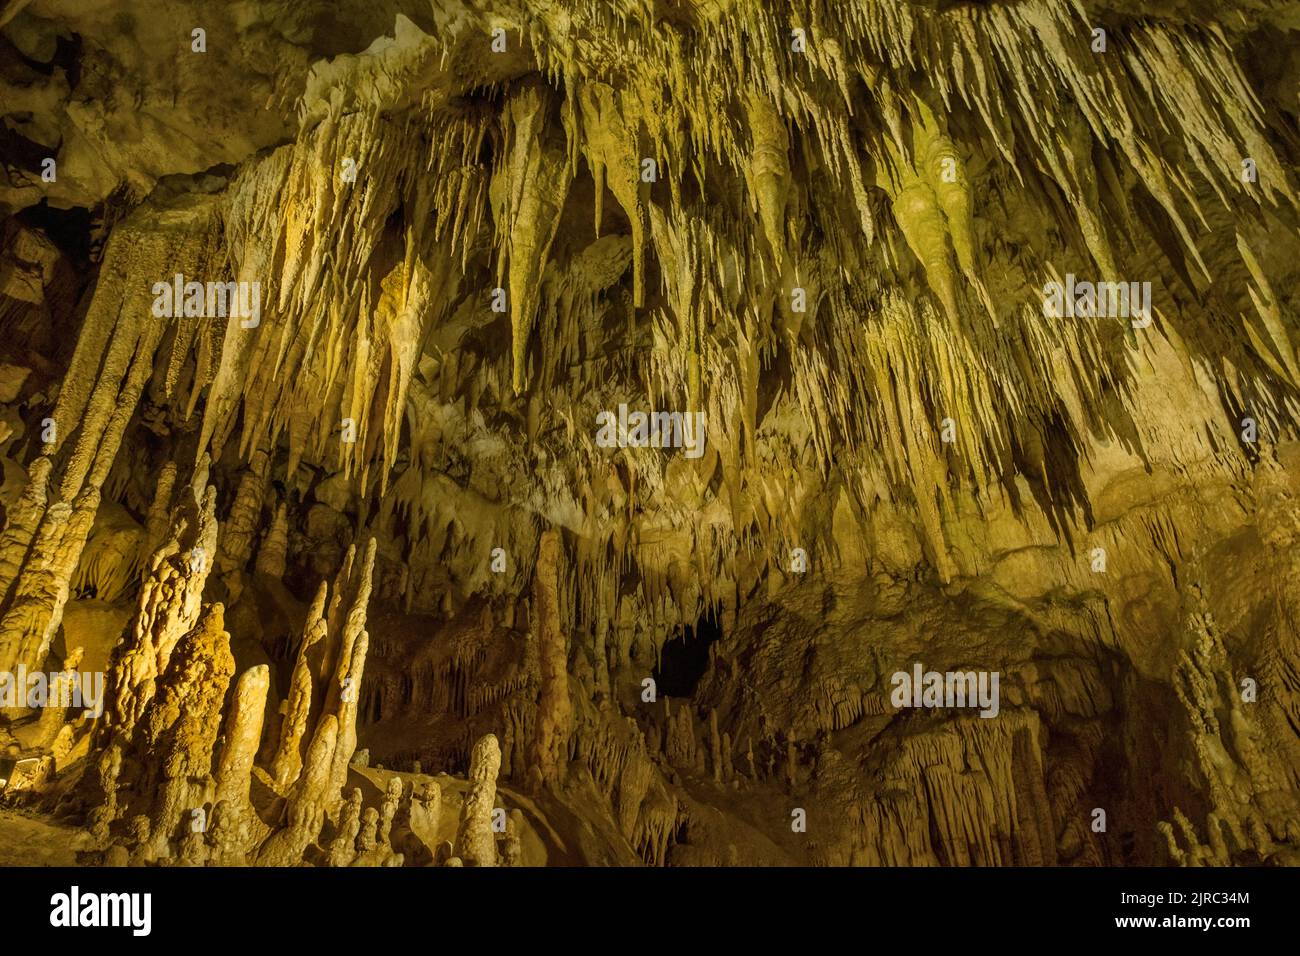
653;610;722;698
15;200;93;267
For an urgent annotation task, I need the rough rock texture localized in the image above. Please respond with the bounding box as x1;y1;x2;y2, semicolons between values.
0;0;1299;867
454;733;501;867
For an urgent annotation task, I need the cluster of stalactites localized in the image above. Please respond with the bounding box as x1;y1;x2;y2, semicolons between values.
18;0;1293;636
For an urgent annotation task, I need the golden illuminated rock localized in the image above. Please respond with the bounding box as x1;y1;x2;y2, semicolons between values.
0;0;1296;871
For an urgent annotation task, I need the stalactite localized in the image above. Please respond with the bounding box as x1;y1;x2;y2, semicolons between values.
493;80;572;395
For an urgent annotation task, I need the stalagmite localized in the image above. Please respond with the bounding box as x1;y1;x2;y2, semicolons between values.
142;463;177;557
213;665;270;827
328;789;364;867
378;777;403;847
133;603;236;855
353;807;386;866
529;530;572;787
254;503;289;579
500;808;524;867
210;799;256;867
32;646;83;749
394;779;442;867
455;733;502;867
217;449;269;575
709;707;723;784
257;715;338;866
271;583;327;788
106;484;219;739
327;628;369;802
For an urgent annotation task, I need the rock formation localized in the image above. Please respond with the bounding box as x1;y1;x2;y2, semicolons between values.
0;0;1298;869
454;733;501;867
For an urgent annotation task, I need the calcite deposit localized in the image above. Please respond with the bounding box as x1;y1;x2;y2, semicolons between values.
0;0;1298;868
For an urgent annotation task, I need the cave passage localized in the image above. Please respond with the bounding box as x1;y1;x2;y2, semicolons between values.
653;611;723;698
